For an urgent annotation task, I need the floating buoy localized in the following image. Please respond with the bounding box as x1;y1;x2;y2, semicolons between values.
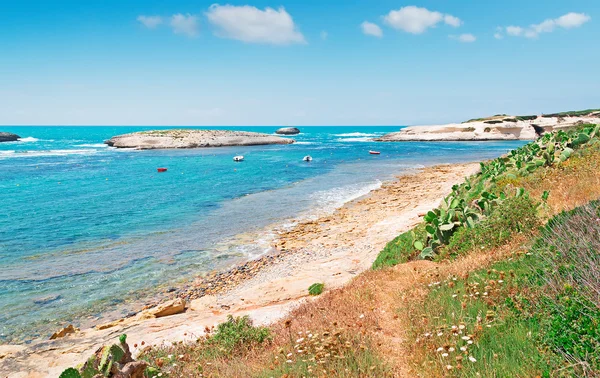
303;155;313;162
233;156;244;162
157;168;168;172
369;151;381;155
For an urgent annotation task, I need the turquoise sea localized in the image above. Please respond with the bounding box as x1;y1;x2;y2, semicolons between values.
0;126;526;342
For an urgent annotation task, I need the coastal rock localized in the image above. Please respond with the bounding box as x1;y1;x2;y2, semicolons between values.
0;132;20;142
275;127;300;135
105;129;295;150
49;324;79;340
374;114;600;142
146;298;186;318
96;318;124;330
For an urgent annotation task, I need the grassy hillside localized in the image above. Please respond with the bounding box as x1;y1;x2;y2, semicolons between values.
59;124;600;377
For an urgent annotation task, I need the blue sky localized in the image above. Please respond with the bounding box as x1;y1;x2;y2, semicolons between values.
1;0;598;126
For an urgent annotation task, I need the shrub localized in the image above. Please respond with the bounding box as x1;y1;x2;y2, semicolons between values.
516;115;538;121
308;283;324;296
372;224;427;269
503;118;518;122
206;315;271;355
484;120;504;124
441;195;540;259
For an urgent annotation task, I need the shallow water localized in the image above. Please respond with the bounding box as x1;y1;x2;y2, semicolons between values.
0;126;526;342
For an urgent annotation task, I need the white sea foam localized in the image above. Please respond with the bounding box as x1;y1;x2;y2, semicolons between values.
334;132;381;137
310;180;382;214
336;137;373;142
0;149;100;159
18;137;39;142
294;141;314;145
77;143;108;148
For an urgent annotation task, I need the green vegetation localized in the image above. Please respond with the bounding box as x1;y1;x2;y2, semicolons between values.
372;224;427;269
374;124;600;268
516;115;538;121
205;315;271;355
58;334;155;378
542;108;600;118
503;118;518;122
483;120;503;124
258;332;390;377
308;283;325;296
409;200;600;377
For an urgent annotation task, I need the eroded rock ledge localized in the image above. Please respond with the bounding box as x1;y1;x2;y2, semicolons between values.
375;114;600;142
105;129;295;149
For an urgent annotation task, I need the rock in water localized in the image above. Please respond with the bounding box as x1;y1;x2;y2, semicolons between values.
105;129;295;150
276;127;300;135
0;132;21;142
49;324;79;340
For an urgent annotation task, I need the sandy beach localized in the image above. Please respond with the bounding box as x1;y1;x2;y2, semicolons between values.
0;162;479;377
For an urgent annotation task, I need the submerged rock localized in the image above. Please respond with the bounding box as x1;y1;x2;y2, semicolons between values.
0;132;20;142
276;127;300;135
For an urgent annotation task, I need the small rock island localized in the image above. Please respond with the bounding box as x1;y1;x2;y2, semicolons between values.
0;132;21;142
276;127;300;135
105;129;295;150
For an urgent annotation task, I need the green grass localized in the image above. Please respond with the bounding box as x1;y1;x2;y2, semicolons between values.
256;333;392;377
410;200;600;377
439;195;540;260
308;283;325;296
372;224;427;269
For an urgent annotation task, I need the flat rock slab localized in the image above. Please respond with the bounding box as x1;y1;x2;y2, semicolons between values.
105;129;295;149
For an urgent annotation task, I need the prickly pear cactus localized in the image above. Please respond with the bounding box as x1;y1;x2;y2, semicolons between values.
58;368;82;378
81;355;100;378
99;344;125;376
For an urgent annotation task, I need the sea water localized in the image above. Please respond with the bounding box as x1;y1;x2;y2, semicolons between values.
0;126;526;342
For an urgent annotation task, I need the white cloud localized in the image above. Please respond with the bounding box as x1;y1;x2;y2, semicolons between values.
450;33;476;43
444;15;462;28
206;4;305;45
170;14;199;37
383;6;461;34
361;21;383;37
505;12;590;39
137;15;163;29
556;12;591;28
506;25;523;36
320;31;328;40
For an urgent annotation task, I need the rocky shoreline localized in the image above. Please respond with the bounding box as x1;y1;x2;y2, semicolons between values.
375;113;600;142
105;129;295;149
0;163;480;377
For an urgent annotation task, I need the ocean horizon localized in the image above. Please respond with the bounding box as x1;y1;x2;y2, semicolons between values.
0;126;526;342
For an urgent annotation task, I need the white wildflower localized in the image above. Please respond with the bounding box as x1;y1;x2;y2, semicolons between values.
469;356;477;362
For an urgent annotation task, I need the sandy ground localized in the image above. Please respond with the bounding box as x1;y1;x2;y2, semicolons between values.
0;163;479;377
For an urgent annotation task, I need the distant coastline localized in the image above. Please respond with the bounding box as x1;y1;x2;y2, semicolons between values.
375;109;600;142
